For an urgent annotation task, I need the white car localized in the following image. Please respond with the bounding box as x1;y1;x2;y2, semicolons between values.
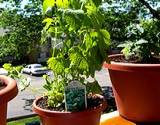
22;64;48;75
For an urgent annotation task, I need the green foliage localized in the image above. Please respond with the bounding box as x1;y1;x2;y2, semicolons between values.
102;0;160;49
3;63;30;91
101;0;160;62
119;39;150;61
0;0;43;63
0;36;19;62
3;63;23;78
86;80;102;94
119;19;160;62
43;75;65;107
42;0;110;108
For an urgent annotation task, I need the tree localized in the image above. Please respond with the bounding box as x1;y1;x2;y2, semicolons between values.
138;0;160;20
0;0;43;63
102;0;160;49
103;0;160;20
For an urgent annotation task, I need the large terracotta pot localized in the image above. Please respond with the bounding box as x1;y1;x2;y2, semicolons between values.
33;95;107;125
0;75;18;125
104;54;160;122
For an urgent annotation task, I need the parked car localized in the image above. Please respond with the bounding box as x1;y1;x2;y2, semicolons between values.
22;64;48;75
0;68;8;75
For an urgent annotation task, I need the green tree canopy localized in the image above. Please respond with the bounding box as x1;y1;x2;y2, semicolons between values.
0;0;43;63
102;0;160;49
0;0;159;63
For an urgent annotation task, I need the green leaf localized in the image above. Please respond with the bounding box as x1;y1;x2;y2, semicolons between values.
18;77;31;91
43;18;54;30
86;80;102;94
91;0;102;7
43;0;55;14
84;32;98;51
84;33;93;51
96;29;110;61
3;63;12;71
86;5;104;29
48;57;65;75
99;29;110;46
43;75;53;91
136;39;148;45
70;0;81;9
69;47;89;74
56;0;69;8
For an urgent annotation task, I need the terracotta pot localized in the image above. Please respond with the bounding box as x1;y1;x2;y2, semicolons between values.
104;54;160;122
0;75;18;125
33;95;107;125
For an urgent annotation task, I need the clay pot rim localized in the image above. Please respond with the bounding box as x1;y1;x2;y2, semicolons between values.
104;54;160;72
33;94;107;117
0;75;18;104
109;54;160;66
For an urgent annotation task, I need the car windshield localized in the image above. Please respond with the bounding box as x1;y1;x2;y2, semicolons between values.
34;65;42;68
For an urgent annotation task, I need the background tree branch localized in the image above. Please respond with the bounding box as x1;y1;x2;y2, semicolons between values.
138;0;160;20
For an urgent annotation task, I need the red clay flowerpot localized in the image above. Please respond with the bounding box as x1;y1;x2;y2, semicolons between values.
0;75;18;125
104;54;160;122
33;95;107;125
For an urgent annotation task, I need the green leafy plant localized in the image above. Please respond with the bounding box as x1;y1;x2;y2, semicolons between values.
3;63;30;91
118;21;160;63
42;0;110;108
119;39;150;62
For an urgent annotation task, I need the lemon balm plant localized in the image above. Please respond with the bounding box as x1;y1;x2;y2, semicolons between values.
41;0;110;108
33;0;110;125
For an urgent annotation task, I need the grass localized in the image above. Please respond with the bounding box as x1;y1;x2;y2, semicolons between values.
7;116;40;125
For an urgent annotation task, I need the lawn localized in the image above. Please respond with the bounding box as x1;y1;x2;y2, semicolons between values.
7;116;40;125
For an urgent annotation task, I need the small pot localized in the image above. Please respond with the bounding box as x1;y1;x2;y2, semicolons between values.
104;54;160;122
33;94;107;125
0;75;18;125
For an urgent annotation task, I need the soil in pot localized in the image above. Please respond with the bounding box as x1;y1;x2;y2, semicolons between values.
110;54;160;64
0;86;6;90
37;94;105;112
0;80;6;90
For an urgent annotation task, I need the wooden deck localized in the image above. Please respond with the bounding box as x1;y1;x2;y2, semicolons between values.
100;111;160;125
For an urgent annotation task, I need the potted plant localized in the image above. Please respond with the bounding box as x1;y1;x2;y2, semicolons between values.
32;0;110;125
0;75;18;125
104;37;160;122
0;63;31;125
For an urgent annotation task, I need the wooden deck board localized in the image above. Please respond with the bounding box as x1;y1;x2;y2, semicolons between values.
100;111;135;125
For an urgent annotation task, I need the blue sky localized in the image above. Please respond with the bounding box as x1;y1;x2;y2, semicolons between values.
0;0;29;9
21;0;29;9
